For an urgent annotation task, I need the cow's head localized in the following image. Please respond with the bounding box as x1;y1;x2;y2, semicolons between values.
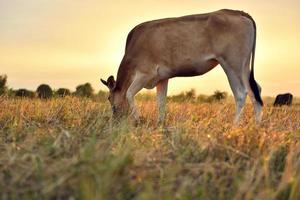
101;76;129;118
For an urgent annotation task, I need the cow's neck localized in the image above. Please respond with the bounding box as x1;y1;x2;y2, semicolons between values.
115;58;135;99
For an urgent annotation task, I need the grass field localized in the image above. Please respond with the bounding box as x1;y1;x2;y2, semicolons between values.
0;96;300;200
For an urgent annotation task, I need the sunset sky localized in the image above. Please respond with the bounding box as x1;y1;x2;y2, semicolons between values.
1;0;300;96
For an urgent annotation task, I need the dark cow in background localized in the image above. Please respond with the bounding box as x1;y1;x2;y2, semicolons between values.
273;93;293;106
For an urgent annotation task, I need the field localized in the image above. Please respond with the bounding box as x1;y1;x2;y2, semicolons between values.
0;96;300;200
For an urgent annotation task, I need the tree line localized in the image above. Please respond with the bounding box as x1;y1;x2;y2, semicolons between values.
167;89;228;103
0;75;227;102
132;89;228;103
0;75;105;99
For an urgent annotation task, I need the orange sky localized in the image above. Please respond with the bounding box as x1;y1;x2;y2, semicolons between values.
1;0;300;96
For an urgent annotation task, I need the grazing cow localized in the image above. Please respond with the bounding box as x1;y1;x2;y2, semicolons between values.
273;93;293;106
101;9;263;124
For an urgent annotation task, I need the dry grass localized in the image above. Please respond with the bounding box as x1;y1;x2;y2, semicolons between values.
0;96;299;200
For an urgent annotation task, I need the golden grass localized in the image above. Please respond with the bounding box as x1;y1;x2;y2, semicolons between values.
0;96;299;200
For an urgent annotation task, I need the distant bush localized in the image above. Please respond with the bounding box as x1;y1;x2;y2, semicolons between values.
15;89;35;98
185;89;196;100
0;75;7;95
37;84;53;99
168;89;197;102
168;89;228;103
196;94;209;102
208;90;228;102
97;90;108;101
75;83;94;97
6;88;16;97
56;88;71;97
136;92;156;101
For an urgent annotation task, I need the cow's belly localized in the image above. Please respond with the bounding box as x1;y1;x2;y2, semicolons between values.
158;57;219;78
142;57;219;89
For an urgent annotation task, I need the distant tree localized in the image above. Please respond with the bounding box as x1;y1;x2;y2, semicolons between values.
75;83;94;97
15;89;35;98
0;75;7;95
36;84;53;99
56;88;71;97
209;90;228;102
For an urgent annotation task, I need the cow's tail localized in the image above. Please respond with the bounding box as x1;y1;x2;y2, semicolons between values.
247;14;263;106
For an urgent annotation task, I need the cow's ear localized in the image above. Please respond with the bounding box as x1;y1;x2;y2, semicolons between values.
107;76;116;91
100;79;108;86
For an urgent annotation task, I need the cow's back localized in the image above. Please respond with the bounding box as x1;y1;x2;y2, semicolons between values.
116;9;255;89
125;10;254;69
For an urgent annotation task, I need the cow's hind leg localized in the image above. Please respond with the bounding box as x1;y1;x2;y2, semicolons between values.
228;71;248;124
240;60;263;123
156;79;168;125
219;59;248;124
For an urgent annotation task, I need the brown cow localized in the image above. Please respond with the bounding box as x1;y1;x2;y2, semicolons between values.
101;9;263;124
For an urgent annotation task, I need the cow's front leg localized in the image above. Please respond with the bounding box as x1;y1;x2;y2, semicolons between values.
156;79;168;125
126;73;147;122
